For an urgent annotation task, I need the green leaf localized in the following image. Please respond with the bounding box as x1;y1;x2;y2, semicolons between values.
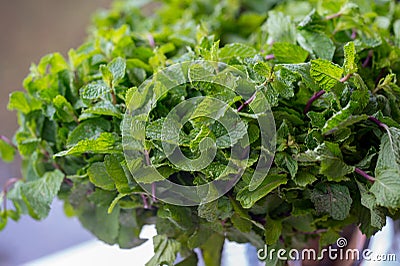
88;162;115;191
0;139;15;163
237;174;287;209
80;81;110;101
371;127;400;208
175;253;198;266
265;11;296;44
218;43;257;60
8;91;42;114
274;152;298;178
66;118;111;147
310;59;343;91
318;142;355;181
265;216;282;245
53;95;76;123
272;42;309;63
20;170;64;219
108;57;127;85
357;181;385;229
298;30;336;60
81;101;122;119
146;235;181;266
55;132;120;157
293;170;317;187
311;183;352;220
104;154;131;193
343;42;357;75
231;213;252;233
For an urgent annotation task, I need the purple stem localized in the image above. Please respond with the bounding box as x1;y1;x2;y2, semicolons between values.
351;29;357;39
340;73;352;83
325;12;342;20
362;50;373;68
2;178;21;212
0;136;17;149
368;116;388;130
151;183;157;203
303;90;326;114
265;54;275;60
147;34;155;48
237;92;256;112
141;194;150;209
355;168;375;183
144;149;151;166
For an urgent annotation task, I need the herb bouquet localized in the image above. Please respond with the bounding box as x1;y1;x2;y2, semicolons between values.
1;0;400;265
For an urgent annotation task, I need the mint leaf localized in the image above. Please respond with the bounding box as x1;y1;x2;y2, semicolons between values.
218;43;257;60
265;216;282;245
370;127;400;208
272;42;309;63
0;139;15;163
265;11;296;44
311;183;352;220
8;91;42;114
146;235;181;266
310;59;343;91
55;132;120;157
237;174;287;208
88;162;115;191
343;42;357;75
298;30;335;60
20;170;64;219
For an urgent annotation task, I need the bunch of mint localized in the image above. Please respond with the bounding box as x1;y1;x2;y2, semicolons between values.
1;0;400;265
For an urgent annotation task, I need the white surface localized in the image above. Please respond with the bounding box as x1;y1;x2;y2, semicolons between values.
24;225;157;266
24;225;258;266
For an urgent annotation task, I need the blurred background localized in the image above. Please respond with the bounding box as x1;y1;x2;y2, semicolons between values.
0;0;111;264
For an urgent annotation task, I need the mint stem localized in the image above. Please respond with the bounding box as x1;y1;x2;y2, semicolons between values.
151;183;157;203
340;73;352;83
0;136;17;149
2;178;21;212
303;90;325;114
368;116;388;130
351;28;357;39
141;194;150;209
362;50;373;68
237;92;256;112
355;168;375;183
325;12;342;20
265;54;275;60
147;33;155;48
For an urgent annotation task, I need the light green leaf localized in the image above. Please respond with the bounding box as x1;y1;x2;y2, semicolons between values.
8;91;42;114
88;162;115;191
343;42;358;75
80;81;110;101
272;42;309;63
146;235;181;266
0;139;15;163
104;154;131;193
218;43;257;60
265;11;296;44
108;57;127;84
237;174;287;209
66;118;111;147
298;30;335;60
371;127;400;208
310;59;343;91
20;170;64;219
81;101;122;119
55;132;120;157
53;95;76;123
